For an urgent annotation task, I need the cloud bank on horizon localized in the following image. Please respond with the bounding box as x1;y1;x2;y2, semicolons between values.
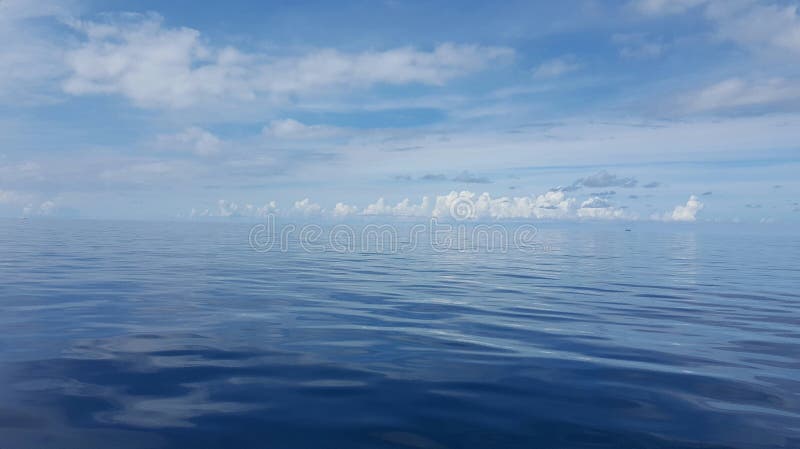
194;190;704;223
0;0;798;223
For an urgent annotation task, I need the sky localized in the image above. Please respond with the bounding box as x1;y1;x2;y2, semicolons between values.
1;0;799;223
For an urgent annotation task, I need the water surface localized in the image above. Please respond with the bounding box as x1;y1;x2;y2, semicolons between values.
1;219;798;448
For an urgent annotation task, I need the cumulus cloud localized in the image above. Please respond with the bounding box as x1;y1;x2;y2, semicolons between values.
663;195;704;221
190;190;589;221
155;127;223;156
532;56;581;79
210;200;279;218
363;197;432;217
332;202;359;218
428;190;578;220
0;188;59;217
184;188;712;223
292;198;322;216
63;13;513;108
37;200;56;215
577;197;627;219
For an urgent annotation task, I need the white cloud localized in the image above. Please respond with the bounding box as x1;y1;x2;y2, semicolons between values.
633;1;800;55
262;119;341;140
332;202;359;217
631;0;707;15
363;197;432;217
156;127;223;156
0;190;29;204
188;190;590;221
355;190;585;221
0;0;69;21
212;200;279;218
355;190;632;221
577;197;628;219
185;188;711;223
0;0;68;102
257;201;280;216
189;207;210;218
64;13;513;108
707;1;800;54
681;77;800;113
426;190;578;220
0;191;62;218
63;13;249;108
664;195;704;221
21;199;57;217
362;198;394;216
37;200;56;215
216;200;240;218
292;198;322;216
532;56;581;79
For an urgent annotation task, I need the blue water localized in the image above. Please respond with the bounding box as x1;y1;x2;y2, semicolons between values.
1;219;799;448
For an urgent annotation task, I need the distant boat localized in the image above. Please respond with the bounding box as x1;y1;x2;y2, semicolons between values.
624;228;631;231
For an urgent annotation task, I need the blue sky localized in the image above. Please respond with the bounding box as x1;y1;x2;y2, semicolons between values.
1;0;799;222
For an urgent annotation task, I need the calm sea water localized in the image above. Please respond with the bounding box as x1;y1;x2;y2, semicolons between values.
1;218;799;448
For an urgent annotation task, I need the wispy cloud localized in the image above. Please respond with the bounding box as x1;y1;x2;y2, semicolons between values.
63;13;513;108
680;78;800;113
631;0;706;16
262;119;342;140
420;173;447;181
556;170;637;191
632;0;800;55
0;0;68;102
532;56;581;79
155;127;223;156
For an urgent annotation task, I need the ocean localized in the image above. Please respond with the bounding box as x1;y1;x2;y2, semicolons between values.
1;218;798;448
